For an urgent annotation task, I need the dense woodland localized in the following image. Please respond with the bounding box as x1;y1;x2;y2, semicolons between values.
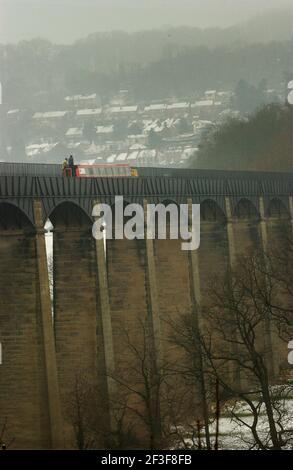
194;104;293;172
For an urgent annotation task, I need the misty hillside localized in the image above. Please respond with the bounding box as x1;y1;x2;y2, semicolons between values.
64;9;293;64
1;9;293;108
227;9;293;45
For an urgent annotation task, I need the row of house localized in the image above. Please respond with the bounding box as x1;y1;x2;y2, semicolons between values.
17;114;212;165
21;128;200;166
30;103;190;123
10;91;231;125
81;146;197;168
3;89;234;165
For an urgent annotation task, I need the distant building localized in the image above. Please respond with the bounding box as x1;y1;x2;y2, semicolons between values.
65;127;83;141
65;93;100;109
109;105;138;119
32;111;69;135
142;118;177;139
166;102;190;117
110;90;130;106
105;149;158;167
6;109;21;125
216;91;234;105
192;100;223;120
204;90;217;101
7;109;20;117
76;108;102;120
96;125;114;143
32;111;69;131
143;103;167;118
127;134;148;147
25;142;67;163
33;111;68;120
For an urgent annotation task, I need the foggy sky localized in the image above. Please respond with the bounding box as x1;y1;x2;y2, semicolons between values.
1;0;293;44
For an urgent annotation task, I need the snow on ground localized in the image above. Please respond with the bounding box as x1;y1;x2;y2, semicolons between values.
179;387;293;450
215;398;293;450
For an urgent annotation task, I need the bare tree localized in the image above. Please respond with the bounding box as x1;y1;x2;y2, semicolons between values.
66;371;107;449
164;310;213;450
200;250;293;450
0;418;14;449
65;238;293;450
108;316;175;449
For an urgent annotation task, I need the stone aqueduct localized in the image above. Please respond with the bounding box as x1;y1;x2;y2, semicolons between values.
0;170;292;449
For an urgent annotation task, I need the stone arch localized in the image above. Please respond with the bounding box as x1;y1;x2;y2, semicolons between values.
48;200;92;229
0;202;35;231
106;197;150;433
232;198;261;259
106;197;144;241
148;198;181;240
267;198;290;219
109;197;142;219
234;198;260;220
161;197;180;216
52;200;108;446
160;198;180;206
200;199;227;223
0;202;51;448
152;198;194;404
266;198;291;249
197;199;230;303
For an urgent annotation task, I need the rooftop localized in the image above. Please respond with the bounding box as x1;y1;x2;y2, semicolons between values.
144;104;167;111
66;127;83;137
76;108;102;116
166;102;190;110
65;93;97;101
110;105;138;113
33;111;67;119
